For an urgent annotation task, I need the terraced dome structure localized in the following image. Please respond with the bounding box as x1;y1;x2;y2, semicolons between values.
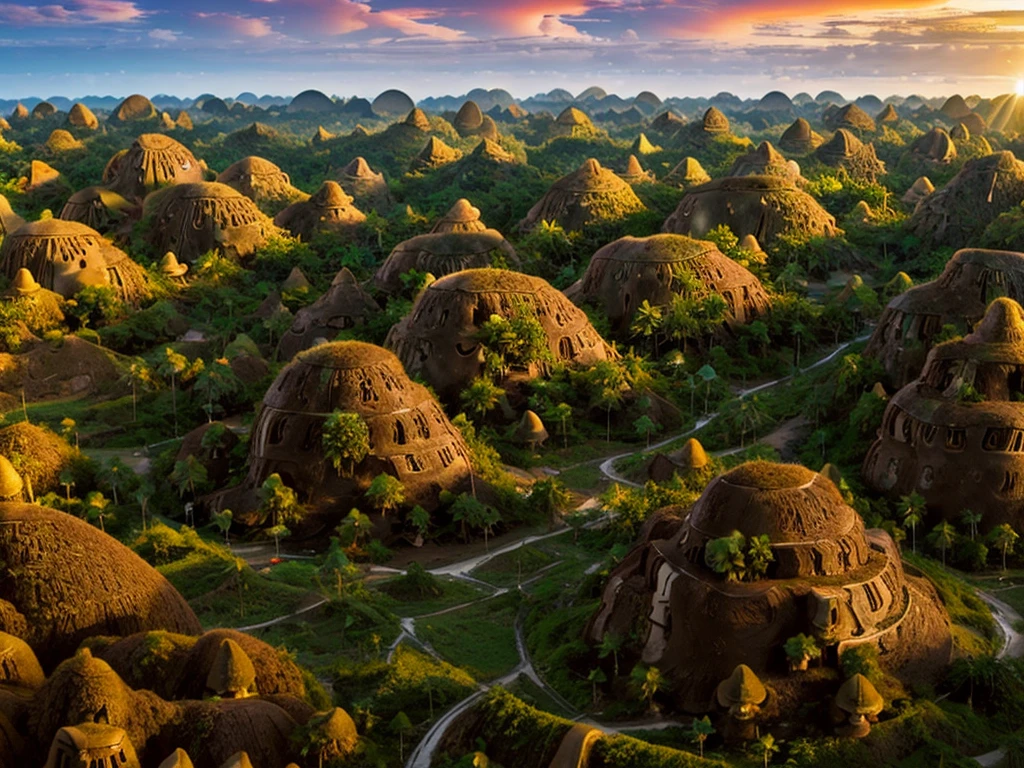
109;94;158;124
386;268;614;402
568;234;771;333
586;461;952;712
0;219;148;303
907;151;1024;249
815;129;886;182
864;298;1024;531
216;156;306;213
779;118;823;154
107;133;204;201
727;141;798;180
0;502;201;669
143;182;278;264
237;341;472;516
374;221;519;294
518;158;645;233
336;157;392;212
277;267;380;360
551;106;602;139
865;248;1024;387
663;175;838;246
701;106;730;134
59;186;133;234
273;181;366;241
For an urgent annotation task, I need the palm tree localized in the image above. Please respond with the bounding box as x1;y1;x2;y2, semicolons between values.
587;667;607;708
991;523;1020;571
85;491;110;532
390;711;413;762
598;632;623;676
899;492;926;553
595;386;623;443
528;478;572;528
135;483;153;531
213;508;233;545
696;364;717;413
172;455;208;502
961;509;982;541
101;456;128;506
755;734;779;768
930;521;956;566
158;346;189;438
630;300;663;357
640;665;664;713
546;402;573;449
339;508;372;549
791;320;809;369
689;716;715;758
58;468;75;502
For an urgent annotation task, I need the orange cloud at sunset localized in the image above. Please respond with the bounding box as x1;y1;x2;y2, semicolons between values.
688;0;949;34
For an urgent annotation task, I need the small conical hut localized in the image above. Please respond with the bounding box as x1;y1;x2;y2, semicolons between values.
59;186;133;234
570;234;770;333
515;411;548;449
907;151;1024;249
277;267;381;361
519;158;645;233
833;673;883;737
619;155;655;184
0;456;23;501
662;157;711;189
206;639;256;699
431;199;487;234
825;103;876;133
305;708;358;761
815;130;886;182
107;134;204;200
312;126;335;144
10;104;28;121
778;118;823;154
234;341;473;517
663;175;838;246
403;107;431;132
552;107;601;139
0;218;148;303
1;268;64;333
865;248;1024;386
701;107;730;134
26;160;61;191
386;268;614;402
908;127;957;163
67;103;98;130
716;664;767;716
876;104;899;124
902;176;934;208
727;141;798;180
143;182;278;264
274;181;366;241
0;504;200;668
109;94;158;124
175;111;193;131
336;157;392;212
410;136;462;172
631;133;660;155
216;157;307;213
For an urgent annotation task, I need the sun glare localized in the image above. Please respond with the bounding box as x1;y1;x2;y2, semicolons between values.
1017;78;1024;96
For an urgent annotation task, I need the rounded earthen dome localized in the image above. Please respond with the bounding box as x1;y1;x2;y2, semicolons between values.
372;89;416;116
108;133;204;200
274;181;365;241
519;158;645;233
110;94;158;123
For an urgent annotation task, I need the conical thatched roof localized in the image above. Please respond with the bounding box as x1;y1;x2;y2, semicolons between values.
727;140;797;180
552;106;600;139
312;126;335;144
432;198;486;233
0;218;148;303
410;136;462;172
175;110;193;130
10;103;28;121
516;410;548;446
404;107;431;131
662;157;711;189
909;127;957;163
143;182;278;263
0;630;44;689
280;266;311;292
274;181;365;241
702;107;729;134
663;175;838;246
0;455;23;500
110;94;158;123
336;157;392;211
835;674;884;716
826;103;875;132
159;251;189;279
240;341;472;514
206;638;256;698
908;151;1024;248
716;664;767;708
216;156;307;212
467;137;517;165
779;118;823;154
306;708;358;759
815;130;886;182
572;234;771;332
902;176;934;207
107;133;204;200
676;438;709;469
519;158;645;233
619;155;655;184
387;268;614;402
876;104;899;123
631;133;660;155
0;506;201;668
67;102;98;130
277;267;381;360
59;186;133;234
26;160;60;191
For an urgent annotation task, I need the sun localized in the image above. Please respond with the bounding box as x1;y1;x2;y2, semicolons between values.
1017;79;1024;96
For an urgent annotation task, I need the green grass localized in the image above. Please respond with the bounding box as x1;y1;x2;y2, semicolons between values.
375;575;492;618
416;592;521;680
506;673;577;719
157;550;238;600
555;463;607;493
904;553;996;645
187;567;313;630
472;545;556;588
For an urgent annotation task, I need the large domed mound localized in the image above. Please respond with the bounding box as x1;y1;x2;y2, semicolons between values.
825;103;875;133
908;151;1024;249
908;127;957;164
110;94;158;124
335;157;392;212
865;248;1024;387
662;175;838;246
551;106;601;139
372;89;415;116
432;198;486;234
570;234;770;333
373;223;520;294
216;156;306;214
143;182;278;263
286;90;336;114
864;297;1024;530
779;118;823;154
273;181;365;241
59;186;133;234
45;129;83;153
587;460;952;712
0;218;148;302
815;129;886;182
727;141;798;180
237;341;472;516
107;133;204;200
277;267;380;361
0;503;201;669
386;268;614;402
518;158;645;233
67;103;98;130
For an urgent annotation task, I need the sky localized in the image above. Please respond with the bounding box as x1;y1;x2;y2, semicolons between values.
0;0;1023;100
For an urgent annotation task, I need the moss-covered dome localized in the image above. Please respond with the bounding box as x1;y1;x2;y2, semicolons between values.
519;158;645;233
779;118;823;154
273;181;365;241
108;133;204;200
110;95;157;123
216;156;306;213
277;267;380;360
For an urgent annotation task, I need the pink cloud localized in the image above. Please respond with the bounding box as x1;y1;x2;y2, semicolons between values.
538;14;588;39
279;0;466;41
195;11;273;37
0;0;145;24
